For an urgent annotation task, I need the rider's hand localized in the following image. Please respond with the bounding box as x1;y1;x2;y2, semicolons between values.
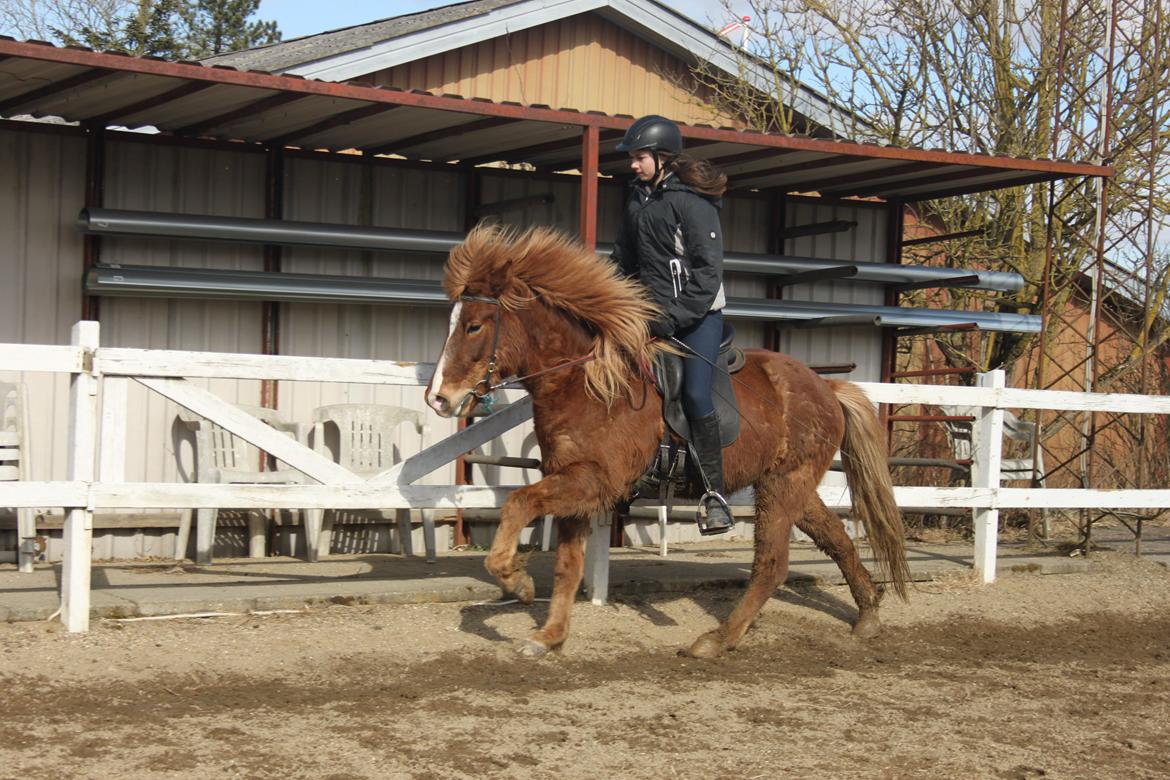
648;319;673;340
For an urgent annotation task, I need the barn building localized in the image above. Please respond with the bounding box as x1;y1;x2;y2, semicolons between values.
0;0;1107;561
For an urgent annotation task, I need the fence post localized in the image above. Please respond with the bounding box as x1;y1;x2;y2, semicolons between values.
971;369;1005;583
61;321;100;632
583;510;611;605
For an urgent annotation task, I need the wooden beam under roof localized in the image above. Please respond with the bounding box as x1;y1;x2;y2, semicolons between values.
366;116;515;157
268;102;400;147
174;91;308;136
0;67;111;113
87;81;215;125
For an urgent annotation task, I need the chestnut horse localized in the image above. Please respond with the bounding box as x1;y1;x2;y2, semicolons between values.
425;224;909;658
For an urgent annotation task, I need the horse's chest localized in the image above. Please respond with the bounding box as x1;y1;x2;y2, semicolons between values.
534;407;654;474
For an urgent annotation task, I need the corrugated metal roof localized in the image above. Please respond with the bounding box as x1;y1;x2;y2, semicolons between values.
0;37;1111;201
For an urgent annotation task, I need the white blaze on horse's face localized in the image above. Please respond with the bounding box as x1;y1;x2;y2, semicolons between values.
426;301;463;417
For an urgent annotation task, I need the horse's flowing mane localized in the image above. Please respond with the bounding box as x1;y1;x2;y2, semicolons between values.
445;223;662;402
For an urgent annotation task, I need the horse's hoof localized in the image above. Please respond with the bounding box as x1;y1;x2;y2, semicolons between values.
511;572;536;604
684;632;724;659
852;612;882;640
518;639;550;658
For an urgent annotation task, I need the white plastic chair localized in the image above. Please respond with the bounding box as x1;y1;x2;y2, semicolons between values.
174;405;309;564
1;382;37;572
307;403;427;561
942;405;1046;485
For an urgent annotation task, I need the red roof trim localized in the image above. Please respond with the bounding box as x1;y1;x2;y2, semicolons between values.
0;37;1114;180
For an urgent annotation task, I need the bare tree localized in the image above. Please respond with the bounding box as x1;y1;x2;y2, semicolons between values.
0;0;128;42
0;0;279;57
696;0;1170;375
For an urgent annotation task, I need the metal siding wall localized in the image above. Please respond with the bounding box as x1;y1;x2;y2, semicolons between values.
374;14;734;124
0;127;85;483
478;173;578;233
279;156;470;490
778;201;887;381
720;195;773;350
2;126;895;558
596;181;624;246
99;140;268;487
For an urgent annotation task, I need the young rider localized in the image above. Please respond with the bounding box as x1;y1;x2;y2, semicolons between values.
610;114;734;535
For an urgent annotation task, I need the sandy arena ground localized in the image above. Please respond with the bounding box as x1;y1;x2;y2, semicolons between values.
1;550;1168;780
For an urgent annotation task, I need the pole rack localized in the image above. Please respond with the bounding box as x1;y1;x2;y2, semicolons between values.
772;264;859;287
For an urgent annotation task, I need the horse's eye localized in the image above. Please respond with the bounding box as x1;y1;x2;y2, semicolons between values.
466;323;482;335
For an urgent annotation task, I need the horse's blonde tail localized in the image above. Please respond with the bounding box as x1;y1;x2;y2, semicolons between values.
832;381;910;601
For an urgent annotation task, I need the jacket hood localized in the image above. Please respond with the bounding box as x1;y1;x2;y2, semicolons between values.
633;174;723;209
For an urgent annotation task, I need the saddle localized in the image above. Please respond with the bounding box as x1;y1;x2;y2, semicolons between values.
625;322;743;507
652;321;744;447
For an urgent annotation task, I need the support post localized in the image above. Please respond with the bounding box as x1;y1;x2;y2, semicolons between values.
15;381;34;573
766;189;786;352
61;321;100;632
971;369;1005;583
879;202;904;439
260;146;284;412
579;126;599;250
82;127;105;322
422;512;437;563
658;505;669;557
583;510;611;605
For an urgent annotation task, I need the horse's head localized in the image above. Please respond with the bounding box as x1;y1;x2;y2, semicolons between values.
425;292;516;418
425;223;662;417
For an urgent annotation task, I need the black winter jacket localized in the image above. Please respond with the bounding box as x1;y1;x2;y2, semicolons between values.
610;174;726;336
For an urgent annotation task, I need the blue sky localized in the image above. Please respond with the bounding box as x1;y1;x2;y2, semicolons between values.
260;0;741;40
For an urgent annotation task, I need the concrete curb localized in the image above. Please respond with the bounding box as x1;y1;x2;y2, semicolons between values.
3;533;1136;625
2;556;1099;624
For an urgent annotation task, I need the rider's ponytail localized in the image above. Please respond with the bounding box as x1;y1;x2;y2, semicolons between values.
666;154;727;197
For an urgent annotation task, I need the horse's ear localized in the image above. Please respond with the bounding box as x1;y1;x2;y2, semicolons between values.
482;263;511;299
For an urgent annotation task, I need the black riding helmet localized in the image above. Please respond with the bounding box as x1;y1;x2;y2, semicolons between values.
615;115;684;154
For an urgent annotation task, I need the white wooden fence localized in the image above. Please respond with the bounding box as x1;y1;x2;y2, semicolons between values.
4;321;1170;632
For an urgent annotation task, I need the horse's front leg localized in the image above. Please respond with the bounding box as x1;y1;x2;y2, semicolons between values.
484;463;612;605
520;515;589;657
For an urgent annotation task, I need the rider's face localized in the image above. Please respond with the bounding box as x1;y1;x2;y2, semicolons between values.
629;150;657;181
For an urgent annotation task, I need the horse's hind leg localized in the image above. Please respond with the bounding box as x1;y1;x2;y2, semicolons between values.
521;516;588;657
795;497;883;639
686;465;808;659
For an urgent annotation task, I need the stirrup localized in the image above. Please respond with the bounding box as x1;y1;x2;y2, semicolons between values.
696;490;734;536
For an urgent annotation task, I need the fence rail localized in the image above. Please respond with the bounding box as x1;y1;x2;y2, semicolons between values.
3;321;1170;632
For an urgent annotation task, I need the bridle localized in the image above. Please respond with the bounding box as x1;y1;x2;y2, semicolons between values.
453;293;595;415
455;294;504;416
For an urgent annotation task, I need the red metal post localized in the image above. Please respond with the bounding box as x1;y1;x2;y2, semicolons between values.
82;125;105;322
880;201;905;446
766;189;787;352
260;147;284;412
579;126;599;249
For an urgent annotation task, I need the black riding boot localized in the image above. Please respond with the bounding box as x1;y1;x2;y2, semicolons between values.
689;411;734;536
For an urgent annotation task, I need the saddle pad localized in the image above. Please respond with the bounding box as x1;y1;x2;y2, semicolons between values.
653;348;741;447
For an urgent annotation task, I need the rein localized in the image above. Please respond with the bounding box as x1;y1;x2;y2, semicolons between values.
488;353;597;392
